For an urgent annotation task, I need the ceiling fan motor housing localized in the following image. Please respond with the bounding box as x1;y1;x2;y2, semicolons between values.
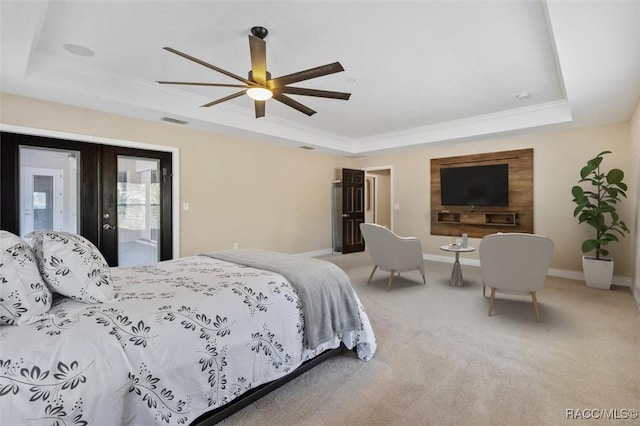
248;70;272;82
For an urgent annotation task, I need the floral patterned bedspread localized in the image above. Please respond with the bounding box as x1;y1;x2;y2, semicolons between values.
0;255;376;425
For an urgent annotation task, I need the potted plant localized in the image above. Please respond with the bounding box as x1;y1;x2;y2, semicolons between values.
571;150;630;289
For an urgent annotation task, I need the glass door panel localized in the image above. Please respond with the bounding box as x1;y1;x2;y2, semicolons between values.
116;156;160;266
101;145;172;267
19;146;79;238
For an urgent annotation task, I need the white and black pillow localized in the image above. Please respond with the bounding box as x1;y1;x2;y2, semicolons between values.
29;231;116;303
0;230;52;325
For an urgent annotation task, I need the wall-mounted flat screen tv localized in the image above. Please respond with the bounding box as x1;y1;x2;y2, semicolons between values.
440;164;509;207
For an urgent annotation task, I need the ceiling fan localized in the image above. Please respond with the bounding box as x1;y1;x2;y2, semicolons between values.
158;26;351;118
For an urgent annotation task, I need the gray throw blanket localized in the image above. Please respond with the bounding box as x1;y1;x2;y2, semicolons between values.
203;249;361;349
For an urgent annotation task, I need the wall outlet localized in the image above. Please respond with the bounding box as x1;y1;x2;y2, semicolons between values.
182;202;190;211
233;242;239;249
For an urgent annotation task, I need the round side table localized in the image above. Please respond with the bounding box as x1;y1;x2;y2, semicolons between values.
439;244;476;287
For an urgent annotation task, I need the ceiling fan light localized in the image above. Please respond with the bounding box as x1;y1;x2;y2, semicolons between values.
246;87;273;101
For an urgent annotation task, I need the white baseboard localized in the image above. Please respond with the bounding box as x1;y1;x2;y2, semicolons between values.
296;248;334;258
423;253;632;288
424;253;479;266
308;249;633;289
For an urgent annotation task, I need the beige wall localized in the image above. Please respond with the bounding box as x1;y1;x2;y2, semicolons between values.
1;93;638;282
630;98;640;304
0;93;351;256
355;123;637;280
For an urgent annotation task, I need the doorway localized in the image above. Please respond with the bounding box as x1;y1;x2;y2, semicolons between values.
364;167;392;229
1;132;173;267
20;166;67;236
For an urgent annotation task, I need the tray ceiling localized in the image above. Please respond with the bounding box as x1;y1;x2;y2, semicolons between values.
1;1;639;155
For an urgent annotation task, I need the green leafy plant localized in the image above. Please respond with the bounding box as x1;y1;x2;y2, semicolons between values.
571;150;630;260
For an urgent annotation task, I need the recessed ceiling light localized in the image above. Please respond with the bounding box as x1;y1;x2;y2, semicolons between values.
63;43;95;57
516;92;530;100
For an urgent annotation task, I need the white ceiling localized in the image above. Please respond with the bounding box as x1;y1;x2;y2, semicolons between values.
1;0;639;155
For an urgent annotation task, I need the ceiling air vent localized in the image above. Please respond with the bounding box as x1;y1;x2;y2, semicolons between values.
161;117;189;125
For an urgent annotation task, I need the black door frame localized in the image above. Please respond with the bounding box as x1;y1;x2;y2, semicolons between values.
0;131;173;265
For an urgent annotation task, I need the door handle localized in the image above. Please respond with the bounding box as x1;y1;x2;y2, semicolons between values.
342;214;350;218
103;223;116;230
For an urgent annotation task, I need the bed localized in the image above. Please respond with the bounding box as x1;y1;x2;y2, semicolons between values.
0;231;376;426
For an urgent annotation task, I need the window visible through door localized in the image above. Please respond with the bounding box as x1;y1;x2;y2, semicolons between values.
116;156;161;266
19;146;79;238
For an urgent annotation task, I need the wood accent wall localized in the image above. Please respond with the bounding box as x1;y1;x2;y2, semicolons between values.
430;148;534;238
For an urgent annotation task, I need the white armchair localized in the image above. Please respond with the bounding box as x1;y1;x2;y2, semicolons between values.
479;233;554;322
359;223;426;291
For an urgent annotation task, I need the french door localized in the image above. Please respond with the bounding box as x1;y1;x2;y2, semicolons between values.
100;145;172;266
0;132;173;267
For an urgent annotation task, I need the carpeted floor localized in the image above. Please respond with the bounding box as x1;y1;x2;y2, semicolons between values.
219;251;640;425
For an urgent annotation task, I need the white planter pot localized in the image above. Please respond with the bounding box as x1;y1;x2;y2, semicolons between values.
582;256;614;289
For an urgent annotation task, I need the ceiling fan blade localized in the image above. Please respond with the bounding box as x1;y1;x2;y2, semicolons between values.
249;35;267;85
200;90;246;108
255;100;266;118
157;81;250;88
268;62;345;88
273;93;316;116
276;86;351;100
163;47;256;86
